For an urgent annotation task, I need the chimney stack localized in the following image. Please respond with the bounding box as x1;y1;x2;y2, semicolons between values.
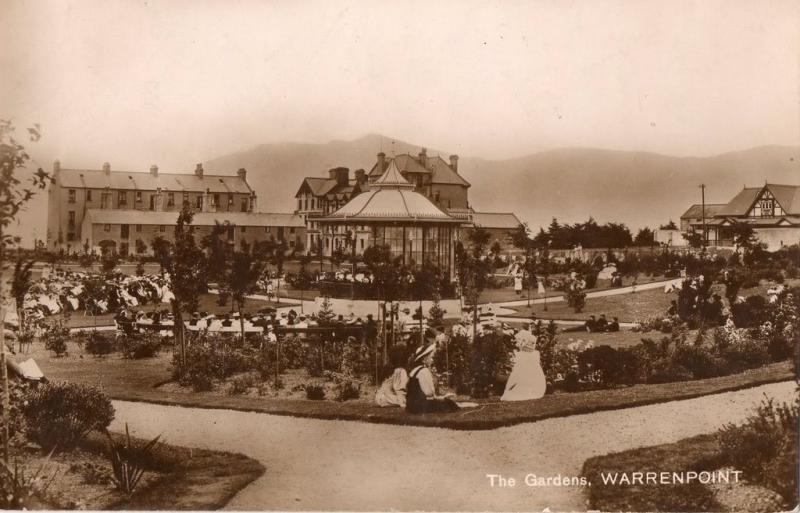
418;148;427;167
237;168;247;181
377;152;386;173
354;169;366;184
53;160;61;177
195;163;204;178
102;162;111;175
150;164;158;177
449;154;459;173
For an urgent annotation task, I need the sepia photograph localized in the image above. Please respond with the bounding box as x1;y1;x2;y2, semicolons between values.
0;0;798;511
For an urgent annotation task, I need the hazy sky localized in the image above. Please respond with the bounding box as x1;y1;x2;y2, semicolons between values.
2;0;799;173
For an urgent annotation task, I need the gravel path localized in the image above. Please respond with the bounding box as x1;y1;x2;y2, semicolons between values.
110;381;795;511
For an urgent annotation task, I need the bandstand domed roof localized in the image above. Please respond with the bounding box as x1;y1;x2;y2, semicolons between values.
323;160;460;223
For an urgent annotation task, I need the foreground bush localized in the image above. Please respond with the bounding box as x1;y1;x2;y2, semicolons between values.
23;382;115;449
717;394;798;503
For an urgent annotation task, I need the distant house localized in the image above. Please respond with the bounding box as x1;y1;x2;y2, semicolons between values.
680;183;800;251
470;212;524;252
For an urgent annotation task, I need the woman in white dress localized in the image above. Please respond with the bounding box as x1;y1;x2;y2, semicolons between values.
501;328;547;401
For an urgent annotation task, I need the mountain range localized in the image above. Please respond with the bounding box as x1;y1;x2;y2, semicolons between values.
205;134;800;232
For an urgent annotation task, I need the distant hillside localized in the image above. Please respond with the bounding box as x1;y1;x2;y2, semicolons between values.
206;137;800;231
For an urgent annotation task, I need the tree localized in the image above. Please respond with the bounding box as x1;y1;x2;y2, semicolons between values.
685;230;704;249
363;244;408;357
201;221;230;283
10;256;34;343
457;228;492;344
659;220;678;230
151;235;171;267
0;120;50;463
226;250;265;339
730;223;760;255
410;262;443;345
163;207;207;371
271;240;288;303
634;227;656;246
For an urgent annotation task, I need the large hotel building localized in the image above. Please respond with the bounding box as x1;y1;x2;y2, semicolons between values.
46;162;305;256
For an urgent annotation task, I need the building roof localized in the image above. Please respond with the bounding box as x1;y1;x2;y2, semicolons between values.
59;168;252;194
295;177;364;199
322;160;460;224
716;183;800;217
680;203;726;219
367;153;471;187
84;209;305;227
471;212;523;230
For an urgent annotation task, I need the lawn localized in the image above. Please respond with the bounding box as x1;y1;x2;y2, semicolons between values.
19;429;264;510
582;434;726;512
508;287;672;323
31;340;794;431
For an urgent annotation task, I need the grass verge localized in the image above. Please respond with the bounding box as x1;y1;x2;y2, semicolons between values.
35;342;795;430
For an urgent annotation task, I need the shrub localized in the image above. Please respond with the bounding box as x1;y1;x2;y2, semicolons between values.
0;450;58;509
434;332;471;394
106;423;162;495
228;374;256;395
717;395;798;503
731;295;768;328
647;360;693;383
84;331;115;357
470;328;516;398
42;324;69;357
532;321;558;385
576;346;639;388
336;379;360;401
305;383;325;400
119;333;161;359
670;344;723;379
23;382;115;449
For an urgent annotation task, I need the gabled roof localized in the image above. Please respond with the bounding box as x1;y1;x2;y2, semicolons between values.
367;153;470;187
471;212;523;230
59;168;252;194
716;183;800;217
295;177;365;199
84;209;305;227
322;161;459;224
680;203;726;219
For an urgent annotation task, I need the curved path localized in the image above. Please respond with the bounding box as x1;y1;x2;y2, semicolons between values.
110;380;794;511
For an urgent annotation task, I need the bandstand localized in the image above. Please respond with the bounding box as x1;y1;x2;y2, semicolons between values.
318;159;462;279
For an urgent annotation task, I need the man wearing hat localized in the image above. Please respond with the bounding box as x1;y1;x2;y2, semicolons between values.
406;343;459;414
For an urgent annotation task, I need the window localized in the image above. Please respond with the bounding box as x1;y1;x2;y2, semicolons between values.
68;189;76;203
264;226;271;233
167;192;175;207
304;198;308;210
118;190;127;205
196;195;202;209
290;240;295;248
228;194;234;207
749;190;784;217
159;225;166;232
213;194;220;206
67;211;75;228
241;199;248;212
298;199;302;210
241;226;247;233
135;191;142;202
120;224;129;239
289;227;295;234
136;224;142;232
86;190;92;201
104;224;111;232
360;239;364;249
67;232;75;241
149;196;155;210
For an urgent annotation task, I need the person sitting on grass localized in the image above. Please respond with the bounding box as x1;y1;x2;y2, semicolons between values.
595;314;608;332
406;343;459;414
606;316;620;332
375;345;409;407
585;315;597;332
